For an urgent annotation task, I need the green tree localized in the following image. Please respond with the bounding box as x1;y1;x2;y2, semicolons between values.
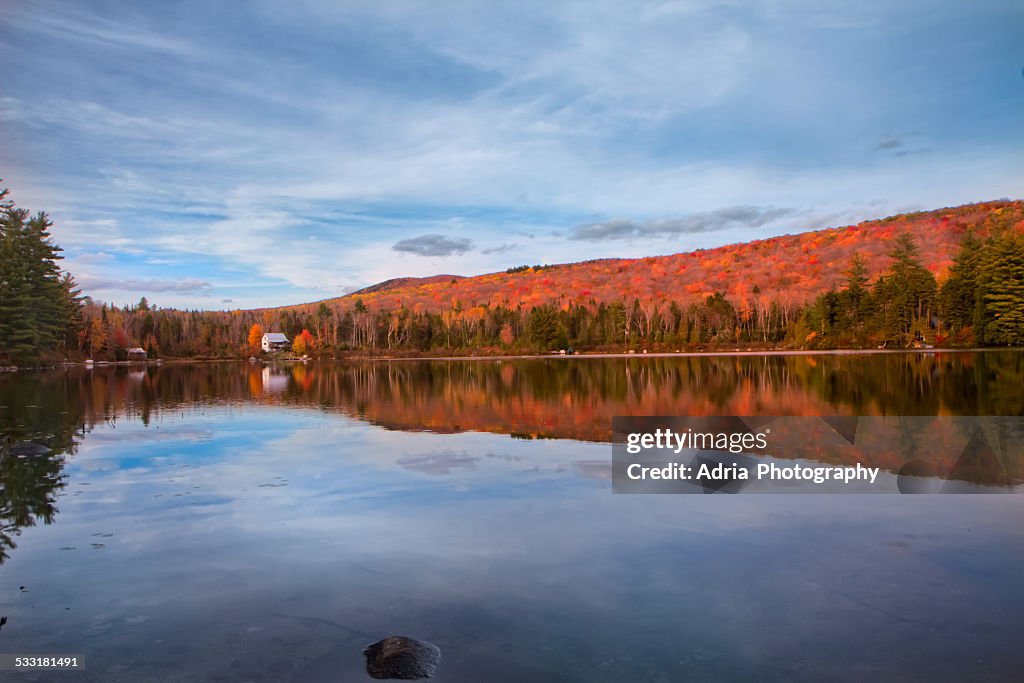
940;231;983;331
0;190;77;363
806;289;840;340
841;253;874;331
875;233;937;343
978;233;1024;345
704;292;736;342
528;306;561;349
604;302;626;345
58;272;85;354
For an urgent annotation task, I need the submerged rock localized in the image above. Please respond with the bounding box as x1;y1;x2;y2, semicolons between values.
896;459;940;494
8;441;52;458
363;636;441;680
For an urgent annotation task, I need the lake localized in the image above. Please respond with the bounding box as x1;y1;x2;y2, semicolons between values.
1;352;1023;681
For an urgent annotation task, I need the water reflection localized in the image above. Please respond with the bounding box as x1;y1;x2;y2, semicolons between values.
0;373;84;564
0;352;1018;565
18;352;1024;435
0;355;1022;681
0;443;66;564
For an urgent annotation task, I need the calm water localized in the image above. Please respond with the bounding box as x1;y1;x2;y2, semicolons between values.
1;352;1023;681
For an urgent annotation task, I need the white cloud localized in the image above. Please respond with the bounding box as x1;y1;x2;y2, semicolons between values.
71;251;117;263
2;0;1021;308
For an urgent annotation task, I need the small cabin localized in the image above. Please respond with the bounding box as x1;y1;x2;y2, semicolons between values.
262;332;290;353
127;347;148;359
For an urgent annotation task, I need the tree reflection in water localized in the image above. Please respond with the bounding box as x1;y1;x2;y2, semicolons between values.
0;351;1021;561
0;372;83;564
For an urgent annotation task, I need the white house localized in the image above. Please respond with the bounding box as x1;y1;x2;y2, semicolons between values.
262;332;290;353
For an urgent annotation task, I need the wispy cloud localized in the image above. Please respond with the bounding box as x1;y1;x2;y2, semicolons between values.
7;3;197;55
392;234;475;257
78;276;213;294
872;133;932;157
72;251;116;263
1;0;1021;307
481;243;517;255
571;206;797;241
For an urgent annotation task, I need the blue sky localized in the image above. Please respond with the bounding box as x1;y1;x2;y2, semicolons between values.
2;0;1022;309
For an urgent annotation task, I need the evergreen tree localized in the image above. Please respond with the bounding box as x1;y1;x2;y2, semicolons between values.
0;186;81;363
979;233;1024;345
806;289;840;338
842;253;873;329
704;292;736;342
605;302;626;345
875;233;937;343
528;306;561;349
940;231;983;331
58;272;85;354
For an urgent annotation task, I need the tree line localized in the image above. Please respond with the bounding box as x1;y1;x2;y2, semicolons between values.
2;182;1022;364
800;230;1024;348
75;229;1023;360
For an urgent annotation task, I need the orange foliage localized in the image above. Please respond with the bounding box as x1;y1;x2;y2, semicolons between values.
247;323;263;354
284;201;1023;318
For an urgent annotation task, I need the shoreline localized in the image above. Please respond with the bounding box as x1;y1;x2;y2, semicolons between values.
361;347;1013;362
4;347;1020;372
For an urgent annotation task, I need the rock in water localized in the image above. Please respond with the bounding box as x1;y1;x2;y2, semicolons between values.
363;636;441;680
8;441;52;458
896;459;940;494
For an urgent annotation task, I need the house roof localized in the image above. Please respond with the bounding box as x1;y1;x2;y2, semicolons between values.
127;347;147;354
263;333;289;342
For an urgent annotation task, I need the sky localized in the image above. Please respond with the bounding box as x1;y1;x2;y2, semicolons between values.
1;0;1022;309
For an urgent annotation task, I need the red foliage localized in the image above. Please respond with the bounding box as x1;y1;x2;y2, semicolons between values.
298;201;1024;316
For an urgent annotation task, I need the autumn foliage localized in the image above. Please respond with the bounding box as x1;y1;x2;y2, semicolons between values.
71;200;1024;358
247;323;263;354
318;200;1024;317
292;328;314;355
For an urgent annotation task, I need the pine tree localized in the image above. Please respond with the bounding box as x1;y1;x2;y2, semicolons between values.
875;232;937;343
0;207;38;361
840;253;874;332
528;306;561;349
940;231;983;331
58;272;85;354
979;233;1024;345
0;186;81;363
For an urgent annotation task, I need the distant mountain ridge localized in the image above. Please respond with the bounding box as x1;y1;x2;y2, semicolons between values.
349;274;465;296
297;200;1023;315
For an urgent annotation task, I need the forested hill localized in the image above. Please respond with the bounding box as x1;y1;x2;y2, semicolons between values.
7;195;1023;364
296;200;1023;316
349;274;465;296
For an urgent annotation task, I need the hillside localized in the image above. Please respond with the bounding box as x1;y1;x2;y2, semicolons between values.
349;274;464;296
306;200;1024;315
69;199;1024;360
